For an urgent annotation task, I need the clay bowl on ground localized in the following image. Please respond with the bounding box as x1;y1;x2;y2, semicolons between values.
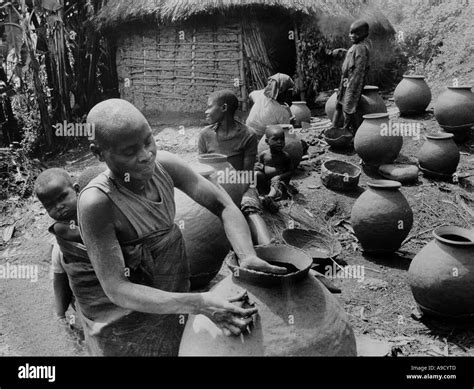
323;127;354;149
226;245;312;287
419;166;455;180
282;228;342;260
321;160;361;191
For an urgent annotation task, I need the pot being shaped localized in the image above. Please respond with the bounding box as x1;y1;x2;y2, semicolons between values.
257;124;304;167
350;180;413;253
408;226;474;318
434;86;474;142
179;246;357;356
325;86;387;122
417;133;460;175
394;75;432;115
290;101;311;128
354;113;403;166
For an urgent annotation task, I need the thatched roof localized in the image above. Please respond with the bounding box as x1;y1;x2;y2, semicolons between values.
94;0;385;31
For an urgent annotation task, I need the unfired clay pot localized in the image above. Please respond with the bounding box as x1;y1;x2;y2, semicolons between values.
393;75;432;115
257;124;304;167
174;154;246;290
434;86;474;142
179;245;357;356
350;180;413;253
325;86;387;122
417;133;460;176
290;101;311;127
354;113;403;166
408;226;474;318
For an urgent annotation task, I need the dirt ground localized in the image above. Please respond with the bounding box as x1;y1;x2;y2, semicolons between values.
0;99;473;357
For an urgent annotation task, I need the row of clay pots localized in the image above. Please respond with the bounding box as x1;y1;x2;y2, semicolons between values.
350;180;474;319
394;75;474;142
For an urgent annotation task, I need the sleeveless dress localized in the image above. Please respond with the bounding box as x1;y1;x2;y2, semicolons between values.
69;161;190;356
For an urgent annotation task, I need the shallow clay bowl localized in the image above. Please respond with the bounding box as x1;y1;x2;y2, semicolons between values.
323;127;354;149
321;160;361;191
226;245;312;287
282;228;342;260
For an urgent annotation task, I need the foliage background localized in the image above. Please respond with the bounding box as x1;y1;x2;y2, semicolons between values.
373;0;474;96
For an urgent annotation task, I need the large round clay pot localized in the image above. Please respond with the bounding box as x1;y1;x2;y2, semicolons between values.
325;89;338;121
408;226;474;318
197;153;248;205
325;86;387;123
394;75;432;116
434;86;474;142
290;101;311;128
179;245;357;356
350;180;413;253
354;113;403;166
257;124;304;167
417;133;460;176
174;155;245;290
358;85;387;116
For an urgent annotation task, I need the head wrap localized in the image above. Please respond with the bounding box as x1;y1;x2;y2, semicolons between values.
263;73;295;100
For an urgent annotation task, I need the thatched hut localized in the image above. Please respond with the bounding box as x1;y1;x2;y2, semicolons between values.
94;0;395;114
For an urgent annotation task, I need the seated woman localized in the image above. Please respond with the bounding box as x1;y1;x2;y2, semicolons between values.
245;73;295;139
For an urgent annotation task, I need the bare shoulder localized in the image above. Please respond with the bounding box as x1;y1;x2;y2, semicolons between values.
78;187;114;225
156;150;194;186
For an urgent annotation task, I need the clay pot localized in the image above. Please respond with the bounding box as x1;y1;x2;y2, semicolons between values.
393;75;432;115
325;90;338;121
325;86;387;122
358;85;387;116
354;113;403;166
417;133;460;177
350;180;413;253
378;164;419;184
257;124;304;167
434;86;474;142
179;245;357;356
320;160;361;191
408;226;474;318
174;155;246;290
197;153;247;205
290;101;311;128
323;127;353;150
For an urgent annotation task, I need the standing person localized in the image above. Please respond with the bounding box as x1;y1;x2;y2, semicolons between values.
245;73;295;139
78;99;285;356
329;20;370;135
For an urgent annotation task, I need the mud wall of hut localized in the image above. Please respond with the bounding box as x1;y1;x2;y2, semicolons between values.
116;23;245;114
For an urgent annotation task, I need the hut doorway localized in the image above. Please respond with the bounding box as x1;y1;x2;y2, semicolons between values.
259;16;296;79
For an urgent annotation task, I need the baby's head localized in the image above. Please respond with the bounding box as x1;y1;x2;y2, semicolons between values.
349;19;369;44
205;90;239;125
35;168;79;222
265;125;285;152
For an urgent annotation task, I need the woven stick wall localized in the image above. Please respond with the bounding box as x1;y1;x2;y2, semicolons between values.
242;21;273;91
116;23;246;113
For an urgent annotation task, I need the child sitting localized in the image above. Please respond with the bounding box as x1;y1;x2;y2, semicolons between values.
255;125;295;211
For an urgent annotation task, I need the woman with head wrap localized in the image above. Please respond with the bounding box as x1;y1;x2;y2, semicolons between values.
246;73;295;139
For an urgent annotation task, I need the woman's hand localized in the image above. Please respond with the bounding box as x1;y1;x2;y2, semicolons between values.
239;255;287;274
200;291;257;336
